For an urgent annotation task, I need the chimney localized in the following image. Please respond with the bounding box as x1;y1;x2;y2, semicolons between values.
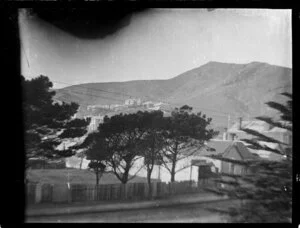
230;133;236;141
238;117;243;130
222;128;228;141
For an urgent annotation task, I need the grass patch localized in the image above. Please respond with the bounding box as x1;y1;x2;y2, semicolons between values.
27;168;158;185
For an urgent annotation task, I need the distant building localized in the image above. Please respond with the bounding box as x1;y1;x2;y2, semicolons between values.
88;115;104;132
125;98;142;106
52;99;63;105
28;158;66;169
87;105;110;111
143;101;154;108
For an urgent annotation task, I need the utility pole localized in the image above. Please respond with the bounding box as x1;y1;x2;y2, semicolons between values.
190;165;193;185
67;171;70;189
158;165;161;180
227;114;231;130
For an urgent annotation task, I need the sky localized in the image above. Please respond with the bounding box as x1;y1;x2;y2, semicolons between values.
20;8;292;89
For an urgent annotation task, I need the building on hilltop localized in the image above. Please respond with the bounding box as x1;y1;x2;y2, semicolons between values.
125;98;142;106
27;158;66;169
87;115;104;132
143;101;154;108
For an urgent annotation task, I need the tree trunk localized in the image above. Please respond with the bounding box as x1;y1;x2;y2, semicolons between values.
170;168;175;182
95;168;99;186
170;143;178;183
170;160;176;183
79;156;83;170
122;166;130;184
147;165;153;199
122;183;127;199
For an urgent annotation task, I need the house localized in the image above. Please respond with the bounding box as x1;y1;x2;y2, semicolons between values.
227;118;292;161
125;98;142;106
86;115;103;132
143;101;154;108
130;139;258;184
28;158;66;169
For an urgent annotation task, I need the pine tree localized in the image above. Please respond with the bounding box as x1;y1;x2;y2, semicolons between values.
22;75;90;173
161;105;218;182
206;93;292;223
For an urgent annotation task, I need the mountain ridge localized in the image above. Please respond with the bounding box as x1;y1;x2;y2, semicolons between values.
54;61;292;127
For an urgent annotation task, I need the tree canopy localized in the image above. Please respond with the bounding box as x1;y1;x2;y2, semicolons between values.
207;92;292;223
83;111;156;184
161;105;218;182
22;75;90;166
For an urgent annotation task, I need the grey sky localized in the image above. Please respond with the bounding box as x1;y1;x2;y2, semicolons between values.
20;9;292;89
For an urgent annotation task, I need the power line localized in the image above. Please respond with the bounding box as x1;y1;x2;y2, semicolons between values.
61;90;124;103
51;80;133;98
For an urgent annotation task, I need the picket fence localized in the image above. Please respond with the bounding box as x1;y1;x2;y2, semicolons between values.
26;179;219;204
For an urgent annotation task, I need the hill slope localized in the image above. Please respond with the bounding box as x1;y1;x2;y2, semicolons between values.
54;61;292;126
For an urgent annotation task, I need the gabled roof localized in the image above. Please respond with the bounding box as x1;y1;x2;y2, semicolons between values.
228;120;290;133
247;141;286;161
228;120;271;133
180;139;259;161
204;140;233;156
180;139;232;156
222;141;257;160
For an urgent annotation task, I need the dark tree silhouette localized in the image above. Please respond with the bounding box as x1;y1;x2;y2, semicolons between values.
161;105;218;182
85;134;110;185
81;111;154;184
206;93;292;223
22;75;90;173
138;111;166;198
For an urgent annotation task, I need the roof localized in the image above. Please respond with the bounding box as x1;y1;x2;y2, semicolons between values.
269;127;289;133
203;140;233;156
191;159;214;166
222;141;257;160
247;141;286;161
228;120;270;133
180;139;232;156
180;139;260;161
228;120;290;134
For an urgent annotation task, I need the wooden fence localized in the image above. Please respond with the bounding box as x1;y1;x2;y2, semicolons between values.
26;179;220;205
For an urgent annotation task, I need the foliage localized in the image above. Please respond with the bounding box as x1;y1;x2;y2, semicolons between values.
80;111;155;184
207;93;292;223
85;134;110;185
161;105;218;182
78;107;217;187
22;75;90;168
137;111;166;197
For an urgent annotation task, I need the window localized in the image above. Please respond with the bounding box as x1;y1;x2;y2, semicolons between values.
241;167;246;175
229;163;235;174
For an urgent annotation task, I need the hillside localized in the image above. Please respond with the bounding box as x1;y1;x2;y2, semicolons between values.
54;61;292;127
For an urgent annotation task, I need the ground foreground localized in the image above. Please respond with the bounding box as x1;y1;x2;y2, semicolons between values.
26;199;240;223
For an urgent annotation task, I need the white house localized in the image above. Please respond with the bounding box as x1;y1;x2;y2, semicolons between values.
129;139;257;183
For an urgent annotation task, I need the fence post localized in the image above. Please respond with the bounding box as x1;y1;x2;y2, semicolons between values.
109;184;113;200
35;183;42;204
152;182;157;198
144;182;149;199
125;184;129;200
67;183;72;203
